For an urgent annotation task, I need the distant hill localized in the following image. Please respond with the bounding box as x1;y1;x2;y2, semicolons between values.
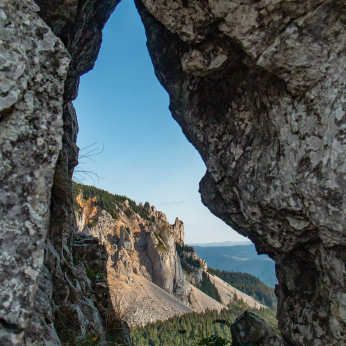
194;245;277;288
189;241;251;247
208;268;277;308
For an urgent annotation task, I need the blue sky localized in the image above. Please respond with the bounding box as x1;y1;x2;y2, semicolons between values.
73;0;248;244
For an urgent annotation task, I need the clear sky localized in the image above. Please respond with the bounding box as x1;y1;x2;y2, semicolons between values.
73;0;248;244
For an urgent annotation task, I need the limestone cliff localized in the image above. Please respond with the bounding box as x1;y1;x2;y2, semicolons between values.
75;191;191;304
73;184;250;326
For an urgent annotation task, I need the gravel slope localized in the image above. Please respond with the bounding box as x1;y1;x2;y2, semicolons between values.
188;283;227;313
109;274;193;326
208;273;267;309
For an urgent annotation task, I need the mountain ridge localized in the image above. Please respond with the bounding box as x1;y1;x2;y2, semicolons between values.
73;183;268;326
194;245;277;288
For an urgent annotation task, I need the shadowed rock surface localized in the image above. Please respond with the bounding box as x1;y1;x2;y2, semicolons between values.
0;1;69;344
1;0;126;344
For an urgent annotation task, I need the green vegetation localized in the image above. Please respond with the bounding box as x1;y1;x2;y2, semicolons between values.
176;243;195;254
89;220;97;228
59;328;126;346
86;267;97;282
85;267;106;284
59;330;103;346
180;257;202;273
156;234;167;251
193;245;277;288
73;182;151;221
131;300;278;345
208;268;277;308
200;272;222;303
176;243;202;273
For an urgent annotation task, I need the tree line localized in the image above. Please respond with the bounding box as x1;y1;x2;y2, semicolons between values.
73;182;152;221
130;299;278;345
207;268;277;308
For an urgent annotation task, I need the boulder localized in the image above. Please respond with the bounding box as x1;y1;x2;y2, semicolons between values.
232;311;283;346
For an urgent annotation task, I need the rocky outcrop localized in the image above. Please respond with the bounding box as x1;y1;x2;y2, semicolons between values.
24;233;124;345
0;1;69;344
0;0;128;343
75;194;192;309
176;243;206;286
134;0;346;345
231;311;283;346
172;217;185;245
18;0;126;345
35;0;121;102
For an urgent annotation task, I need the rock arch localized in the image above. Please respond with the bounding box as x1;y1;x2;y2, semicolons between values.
0;0;345;345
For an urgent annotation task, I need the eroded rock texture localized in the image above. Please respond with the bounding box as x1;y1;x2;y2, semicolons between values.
35;0;121;102
134;0;346;345
0;1;69;344
21;0;125;344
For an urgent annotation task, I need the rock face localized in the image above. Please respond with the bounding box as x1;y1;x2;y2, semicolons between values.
24;233;125;346
0;0;126;344
75;194;192;309
0;1;69;344
177;243;206;286
133;1;346;345
35;0;121;102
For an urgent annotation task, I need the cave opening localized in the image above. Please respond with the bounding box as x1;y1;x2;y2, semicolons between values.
72;0;277;289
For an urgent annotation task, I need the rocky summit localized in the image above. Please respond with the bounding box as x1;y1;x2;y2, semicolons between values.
0;0;345;345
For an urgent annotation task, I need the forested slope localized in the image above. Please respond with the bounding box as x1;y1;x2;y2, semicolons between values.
208;268;277;308
131;301;278;345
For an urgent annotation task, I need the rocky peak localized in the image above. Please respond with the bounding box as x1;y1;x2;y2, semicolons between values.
144;201;168;222
74;185;193;310
172;217;185;245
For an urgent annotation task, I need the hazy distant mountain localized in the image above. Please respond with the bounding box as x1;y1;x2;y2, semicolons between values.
189;240;251;247
193;244;277;288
